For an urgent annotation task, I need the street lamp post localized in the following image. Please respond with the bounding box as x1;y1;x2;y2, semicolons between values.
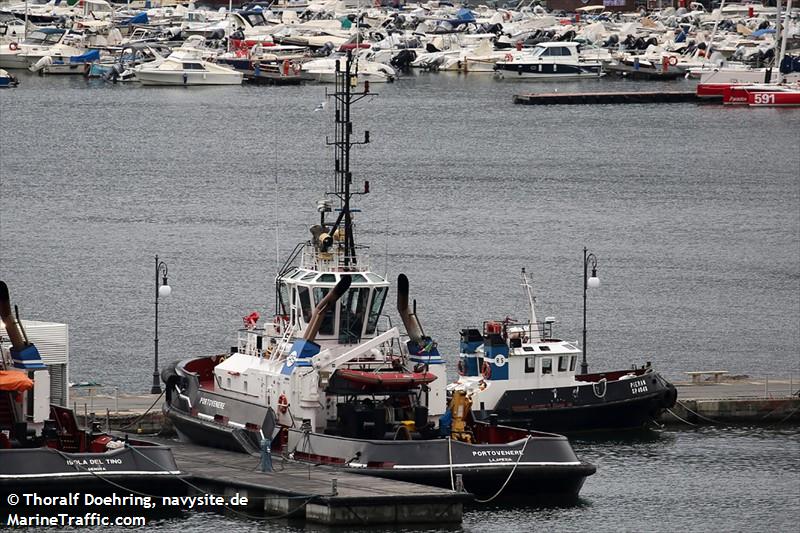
152;255;171;394
581;247;600;375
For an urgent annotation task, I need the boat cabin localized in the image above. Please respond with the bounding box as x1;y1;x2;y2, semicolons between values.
459;319;582;390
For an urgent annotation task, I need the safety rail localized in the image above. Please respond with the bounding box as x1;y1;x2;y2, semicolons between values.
298;243;372;273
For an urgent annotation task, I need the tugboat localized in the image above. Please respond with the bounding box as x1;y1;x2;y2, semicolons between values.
453;270;677;434
162;53;595;500
0;281;182;503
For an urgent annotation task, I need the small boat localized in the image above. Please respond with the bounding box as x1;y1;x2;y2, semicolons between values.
162;53;594;501
452;270;677;434
30;49;101;75
135;47;243;86
722;82;800;106
301;54;395;84
0;67;17;87
494;42;605;80
0;281;182;500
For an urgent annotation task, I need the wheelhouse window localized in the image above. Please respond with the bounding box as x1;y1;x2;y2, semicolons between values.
541;358;552;375
525;357;536;373
297;286;312;323
364;287;387;335
570;356;577;371
558;356;569;372
313;287;335;335
277;282;290;316
339;287;370;344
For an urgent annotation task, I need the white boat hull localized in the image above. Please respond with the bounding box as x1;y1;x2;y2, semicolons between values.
136;70;243;86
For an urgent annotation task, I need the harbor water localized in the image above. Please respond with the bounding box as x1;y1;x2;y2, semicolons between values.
1;71;799;530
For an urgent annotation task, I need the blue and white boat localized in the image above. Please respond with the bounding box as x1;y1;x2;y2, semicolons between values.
494;42;605;80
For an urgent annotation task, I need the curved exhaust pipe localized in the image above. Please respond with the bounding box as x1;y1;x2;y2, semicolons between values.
304;275;352;342
396;274;423;345
0;281;27;350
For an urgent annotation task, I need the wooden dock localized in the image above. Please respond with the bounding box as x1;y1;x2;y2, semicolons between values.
132;436;470;525
513;91;716;106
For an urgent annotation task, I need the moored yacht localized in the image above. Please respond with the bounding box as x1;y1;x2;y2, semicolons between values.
493;42;605;80
134;47;243;86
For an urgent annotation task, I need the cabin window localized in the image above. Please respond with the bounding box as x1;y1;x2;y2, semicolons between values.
183;62;206;70
570;356;577;371
541;358;552;375
558;356;569;372
365;287;387;335
277;282;290;316
539;346;550;351
522;346;535;352
525;358;536;373
313;287;335;335
297;286;312;323
318;274;336;283
243;381;248;393
339;287;370;343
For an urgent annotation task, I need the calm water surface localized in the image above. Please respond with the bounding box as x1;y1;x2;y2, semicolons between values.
1;70;799;531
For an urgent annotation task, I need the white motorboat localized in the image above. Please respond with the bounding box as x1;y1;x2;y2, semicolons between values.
494;42;605;80
134;47;243;86
0;28;70;69
302;54;395;83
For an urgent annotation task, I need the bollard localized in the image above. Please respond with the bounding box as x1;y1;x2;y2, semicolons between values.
765;375;769;398
260;438;273;472
455;474;464;493
106;408;110;431
331;478;338;496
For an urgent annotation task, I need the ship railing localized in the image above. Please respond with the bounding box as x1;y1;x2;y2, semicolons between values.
298;245;372;273
484;319;558;342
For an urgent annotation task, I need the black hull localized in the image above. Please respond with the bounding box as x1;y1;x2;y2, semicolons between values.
343;462;592;500
479;371;677;433
166;403;261;454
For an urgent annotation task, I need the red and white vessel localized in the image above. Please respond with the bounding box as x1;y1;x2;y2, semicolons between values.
722;83;800;106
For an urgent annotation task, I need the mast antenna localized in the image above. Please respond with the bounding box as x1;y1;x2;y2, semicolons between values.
324;51;374;270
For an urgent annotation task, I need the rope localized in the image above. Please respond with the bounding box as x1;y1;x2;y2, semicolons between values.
473;435;531;504
118;389;165;431
676;400;720;424
447;437;455;491
665;407;697;427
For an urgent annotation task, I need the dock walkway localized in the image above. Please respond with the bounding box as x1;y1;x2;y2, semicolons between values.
141;436;470;525
513;91;714;105
661;377;799;425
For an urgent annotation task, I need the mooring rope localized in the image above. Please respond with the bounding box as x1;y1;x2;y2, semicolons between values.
665;407;697;427
118;389;165;431
676;400;720;424
473;436;532;504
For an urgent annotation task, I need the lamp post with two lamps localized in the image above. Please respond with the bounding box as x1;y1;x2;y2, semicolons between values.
581;247;600;375
151;255;171;394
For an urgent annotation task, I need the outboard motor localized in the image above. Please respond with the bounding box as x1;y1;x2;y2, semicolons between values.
390;49;416;72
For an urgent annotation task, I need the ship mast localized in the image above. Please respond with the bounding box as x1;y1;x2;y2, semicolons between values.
325;51;371;270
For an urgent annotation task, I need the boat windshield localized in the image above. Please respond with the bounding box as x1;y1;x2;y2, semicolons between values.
241;12;268;28
339;287;370;344
533;45;573;57
23;31;57;44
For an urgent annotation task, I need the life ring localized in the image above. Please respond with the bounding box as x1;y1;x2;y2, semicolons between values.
668;56;678;66
282;59;290;76
273;315;284;334
292;61;301;75
457;359;465;376
504;53;513;62
481;361;492;380
9;42;18;51
502;11;512;22
277;393;289;414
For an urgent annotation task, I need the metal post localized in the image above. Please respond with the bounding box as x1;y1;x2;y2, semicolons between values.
582;247;588;374
152;255;161;394
152;256;169;394
581;248;598;375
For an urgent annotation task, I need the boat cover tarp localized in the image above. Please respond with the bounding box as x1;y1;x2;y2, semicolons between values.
751;28;775;38
70;49;100;63
0;370;33;392
120;12;148;26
